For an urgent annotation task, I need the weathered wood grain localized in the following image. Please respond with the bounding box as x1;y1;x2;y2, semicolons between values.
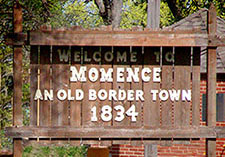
174;47;191;127
143;47;160;127
52;46;69;126
161;47;173;127
192;47;201;126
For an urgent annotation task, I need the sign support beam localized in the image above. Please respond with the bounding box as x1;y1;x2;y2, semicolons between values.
206;3;217;157
13;1;23;157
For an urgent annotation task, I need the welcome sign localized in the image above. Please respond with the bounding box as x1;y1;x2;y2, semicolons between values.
30;46;200;128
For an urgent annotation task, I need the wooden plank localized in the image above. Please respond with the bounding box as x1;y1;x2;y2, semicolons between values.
192;47;200;126
174;47;191;127
100;46;113;146
87;148;109;157
143;47;160;127
130;47;143;146
39;46;51;126
82;46;101;127
52;46;70;126
130;47;143;127
30;46;38;126
147;0;160;28
70;46;82;126
112;46;130;144
13;2;23;157
29;30;209;47
207;4;217;157
161;47;173;127
5;126;217;139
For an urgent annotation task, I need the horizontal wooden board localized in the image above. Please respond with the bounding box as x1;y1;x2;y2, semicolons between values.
5;126;217;139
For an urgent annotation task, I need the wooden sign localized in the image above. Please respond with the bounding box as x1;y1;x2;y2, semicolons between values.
30;46;201;129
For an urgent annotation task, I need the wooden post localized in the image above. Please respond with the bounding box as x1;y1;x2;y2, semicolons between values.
147;0;160;28
13;1;23;156
145;0;160;156
206;3;217;157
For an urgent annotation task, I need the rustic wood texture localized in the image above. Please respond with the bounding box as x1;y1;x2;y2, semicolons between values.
39;46;51;126
131;47;143;127
161;47;173;127
52;46;69;126
147;0;160;29
70;47;82;126
13;2;23;157
30;46;38;126
100;46;113;146
207;4;217;157
112;47;130;144
29;30;210;47
82;47;101;127
6;126;217;139
174;47;191;127
192;47;201;126
143;47;160;127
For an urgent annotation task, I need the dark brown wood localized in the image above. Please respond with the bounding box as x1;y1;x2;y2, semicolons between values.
13;2;23;157
82;47;101;127
206;4;217;157
174;47;191;127
30;46;38;126
161;47;173;127
70;47;82;127
52;46;70;126
5;126;216;139
100;46;113;146
39;46;51;126
192;47;201;126
143;47;160;127
29;30;210;47
112;47;130;144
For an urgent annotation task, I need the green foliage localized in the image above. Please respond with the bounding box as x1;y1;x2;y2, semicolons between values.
23;145;87;157
160;2;175;27
63;0;104;28
121;0;147;28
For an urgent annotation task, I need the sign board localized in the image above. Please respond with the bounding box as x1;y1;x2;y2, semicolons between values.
30;46;200;129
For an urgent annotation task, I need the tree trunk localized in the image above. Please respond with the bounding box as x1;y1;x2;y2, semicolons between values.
147;0;160;28
111;0;123;28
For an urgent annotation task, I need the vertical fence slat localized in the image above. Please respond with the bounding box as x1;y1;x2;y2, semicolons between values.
174;47;191;127
39;46;51;126
192;47;200;126
113;46;130;144
52;46;69;126
30;46;38;126
143;47;160;127
70;46;82;127
161;47;173;127
100;46;113;146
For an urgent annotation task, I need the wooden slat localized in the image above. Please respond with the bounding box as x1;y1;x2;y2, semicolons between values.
70;46;82;126
39;46;51;126
113;47;130;144
174;47;191;127
161;47;173;127
5;126;216;139
130;47;143;146
29;30;209;47
82;46;101;127
52;46;69;126
13;2;23;157
131;47;143;127
30;46;38;126
207;4;217;157
100;46;113;146
192;47;200;126
143;47;160;127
